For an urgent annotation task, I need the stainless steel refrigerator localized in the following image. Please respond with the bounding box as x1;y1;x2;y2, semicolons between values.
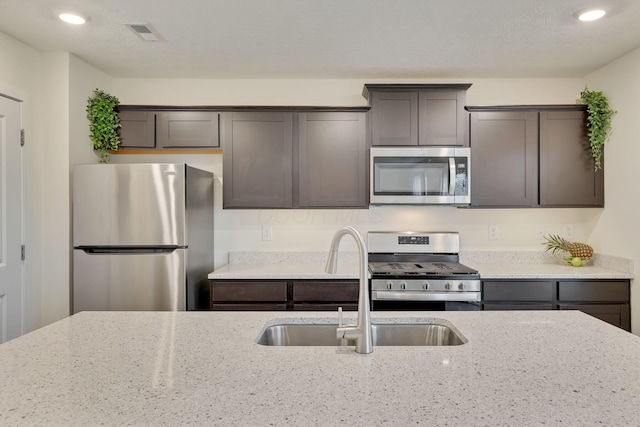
72;163;214;313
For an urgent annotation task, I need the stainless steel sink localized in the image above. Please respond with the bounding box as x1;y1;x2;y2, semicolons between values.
256;320;466;346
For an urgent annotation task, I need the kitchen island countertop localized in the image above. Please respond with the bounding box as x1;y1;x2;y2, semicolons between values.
1;310;639;426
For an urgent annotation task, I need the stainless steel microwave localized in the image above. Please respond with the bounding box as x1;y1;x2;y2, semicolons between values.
370;147;470;205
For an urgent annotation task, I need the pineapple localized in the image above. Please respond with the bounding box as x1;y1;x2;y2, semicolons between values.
567;242;593;259
543;234;593;259
543;234;570;254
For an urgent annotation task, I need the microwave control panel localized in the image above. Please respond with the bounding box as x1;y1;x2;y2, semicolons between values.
455;157;468;195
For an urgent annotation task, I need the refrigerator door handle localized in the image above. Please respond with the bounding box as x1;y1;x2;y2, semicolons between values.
77;246;181;254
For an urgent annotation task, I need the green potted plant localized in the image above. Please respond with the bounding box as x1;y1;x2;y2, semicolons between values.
579;87;616;171
86;88;121;163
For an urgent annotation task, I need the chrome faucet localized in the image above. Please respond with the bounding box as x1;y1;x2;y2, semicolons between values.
325;226;373;354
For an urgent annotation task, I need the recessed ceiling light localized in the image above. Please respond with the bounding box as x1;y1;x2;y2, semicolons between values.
59;13;88;25
578;9;606;21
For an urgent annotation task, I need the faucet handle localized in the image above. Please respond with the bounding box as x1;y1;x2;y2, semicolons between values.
337;306;343;328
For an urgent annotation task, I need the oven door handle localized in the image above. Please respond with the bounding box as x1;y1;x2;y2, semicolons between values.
372;291;480;302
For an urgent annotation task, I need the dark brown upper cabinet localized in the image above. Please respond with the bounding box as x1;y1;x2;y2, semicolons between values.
363;84;471;147
223;110;369;209
467;105;604;208
297;112;367;208
470;111;538;207
156;111;219;148
117;109;220;149
539;110;604;207
118;110;156;148
223;112;294;208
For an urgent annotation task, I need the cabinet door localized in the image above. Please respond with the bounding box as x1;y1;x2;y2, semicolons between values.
156;111;219;148
118;110;155;148
297;112;367;207
371;91;418;146
539;110;604;206
418;91;467;146
558;304;630;331
223;112;293;208
470;111;538;207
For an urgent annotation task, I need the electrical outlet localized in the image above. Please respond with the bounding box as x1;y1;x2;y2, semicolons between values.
262;225;272;241
535;225;545;240
563;225;574;239
488;225;500;240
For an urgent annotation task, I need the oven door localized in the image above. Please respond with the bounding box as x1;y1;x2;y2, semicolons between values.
371;290;481;311
371;299;481;311
370;147;470;205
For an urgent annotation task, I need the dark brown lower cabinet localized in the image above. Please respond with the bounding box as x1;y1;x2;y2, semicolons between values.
210;279;359;311
558;304;630;331
210;281;288;311
557;280;630;331
481;279;631;331
483;303;554;310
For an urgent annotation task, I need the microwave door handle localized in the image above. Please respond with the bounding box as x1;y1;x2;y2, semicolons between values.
448;157;456;195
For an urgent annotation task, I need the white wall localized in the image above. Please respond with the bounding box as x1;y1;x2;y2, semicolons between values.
114;77;584;106
585;47;640;333
39;52;71;326
112;77;599;266
69;55;113;166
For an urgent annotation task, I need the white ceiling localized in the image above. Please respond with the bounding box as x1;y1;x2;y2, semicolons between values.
1;0;640;79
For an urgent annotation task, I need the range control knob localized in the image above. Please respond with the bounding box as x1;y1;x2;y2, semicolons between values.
387;282;393;290
423;281;430;290
444;282;451;290
458;283;465;290
401;281;407;290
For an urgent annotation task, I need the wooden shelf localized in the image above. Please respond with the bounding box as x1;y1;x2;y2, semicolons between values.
110;149;222;155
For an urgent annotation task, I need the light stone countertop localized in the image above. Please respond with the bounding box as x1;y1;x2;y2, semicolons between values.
208;250;634;280
208;262;632;281
209;262;361;279
1;310;640;426
465;263;633;279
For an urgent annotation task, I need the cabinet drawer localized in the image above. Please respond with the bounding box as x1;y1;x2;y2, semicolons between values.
558;281;629;302
210;303;287;311
483;303;554;311
292;281;359;302
482;281;555;301
211;281;287;302
293;304;358;311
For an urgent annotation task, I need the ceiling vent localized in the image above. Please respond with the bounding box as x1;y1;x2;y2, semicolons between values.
125;23;162;42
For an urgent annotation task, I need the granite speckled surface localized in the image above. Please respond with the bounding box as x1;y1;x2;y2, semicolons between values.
209;251;633;280
209;262;361;279
1;310;640;426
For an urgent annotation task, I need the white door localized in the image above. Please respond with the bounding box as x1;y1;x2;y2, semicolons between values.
0;94;24;343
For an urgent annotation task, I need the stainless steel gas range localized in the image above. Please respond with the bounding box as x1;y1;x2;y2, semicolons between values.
368;231;481;311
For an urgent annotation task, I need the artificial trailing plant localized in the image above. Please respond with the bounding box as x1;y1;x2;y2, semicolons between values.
579;87;616;171
86;88;121;163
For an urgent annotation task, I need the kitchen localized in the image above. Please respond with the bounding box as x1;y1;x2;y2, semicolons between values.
1;0;640;424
